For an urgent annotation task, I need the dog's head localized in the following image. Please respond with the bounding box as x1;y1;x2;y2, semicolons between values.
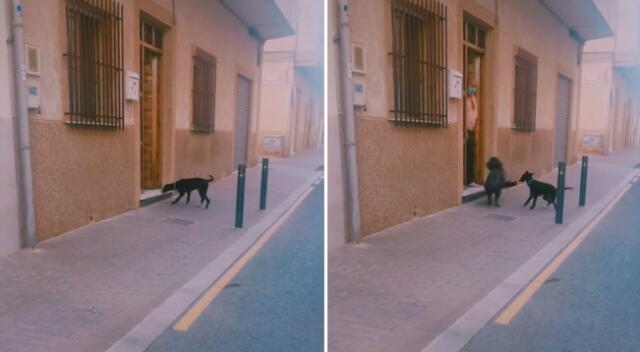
161;183;175;193
519;171;534;183
486;157;503;171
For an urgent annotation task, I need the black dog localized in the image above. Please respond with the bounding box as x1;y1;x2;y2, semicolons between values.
519;171;572;210
484;157;517;207
161;175;214;208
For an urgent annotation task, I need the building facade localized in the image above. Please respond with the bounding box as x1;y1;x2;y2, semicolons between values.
0;2;22;256
578;0;640;155
258;0;324;158
328;0;612;248
2;0;293;248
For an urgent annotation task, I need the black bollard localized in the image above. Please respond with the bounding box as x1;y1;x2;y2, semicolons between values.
555;162;566;224
260;158;269;210
235;164;246;228
579;156;588;207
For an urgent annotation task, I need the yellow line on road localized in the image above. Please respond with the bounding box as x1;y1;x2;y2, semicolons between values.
495;182;634;325
173;184;316;332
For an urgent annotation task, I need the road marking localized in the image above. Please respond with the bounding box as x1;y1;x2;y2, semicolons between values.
173;184;316;332
495;182;634;325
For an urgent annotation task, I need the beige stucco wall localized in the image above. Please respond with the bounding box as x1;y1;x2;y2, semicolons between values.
257;60;323;157
333;0;585;240
171;0;262;173
257;0;324;158
492;0;581;173
21;0;267;241
291;68;323;154
0;1;22;256
577;53;613;154
257;52;294;156
578;0;640;155
347;0;462;237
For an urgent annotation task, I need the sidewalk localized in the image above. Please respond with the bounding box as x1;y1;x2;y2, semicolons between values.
0;148;323;352
328;147;640;352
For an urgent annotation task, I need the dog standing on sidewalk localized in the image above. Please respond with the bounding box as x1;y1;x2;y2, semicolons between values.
484;157;517;207
519;171;573;210
161;175;214;208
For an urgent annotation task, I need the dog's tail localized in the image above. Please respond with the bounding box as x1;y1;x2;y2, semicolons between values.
564;186;574;190
207;175;214;183
504;180;518;188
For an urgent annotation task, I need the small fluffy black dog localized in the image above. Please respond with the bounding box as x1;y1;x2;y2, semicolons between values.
519;171;572;210
161;175;214;208
484;157;517;207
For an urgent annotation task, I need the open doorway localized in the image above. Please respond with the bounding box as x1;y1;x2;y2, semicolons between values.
463;18;486;194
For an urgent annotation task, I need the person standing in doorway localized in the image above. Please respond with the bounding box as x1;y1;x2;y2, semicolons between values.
465;76;479;186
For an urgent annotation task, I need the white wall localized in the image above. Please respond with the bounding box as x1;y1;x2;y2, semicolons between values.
0;0;23;257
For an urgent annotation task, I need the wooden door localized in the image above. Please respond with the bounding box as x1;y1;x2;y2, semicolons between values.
141;50;161;188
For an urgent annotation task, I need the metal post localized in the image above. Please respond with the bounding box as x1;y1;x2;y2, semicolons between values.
260;158;269;210
579;156;588;207
10;0;37;248
555;162;566;224
235;164;246;228
337;0;363;243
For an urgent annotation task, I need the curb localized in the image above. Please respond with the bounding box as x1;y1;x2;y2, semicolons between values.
422;168;639;352
106;171;323;352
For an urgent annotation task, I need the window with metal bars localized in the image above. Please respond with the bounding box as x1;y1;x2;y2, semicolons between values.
192;48;217;132
513;48;538;131
65;0;124;130
390;0;447;126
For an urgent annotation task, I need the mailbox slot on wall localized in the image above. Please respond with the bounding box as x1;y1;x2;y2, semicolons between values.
27;82;40;110
125;71;140;101
353;82;366;106
449;70;463;99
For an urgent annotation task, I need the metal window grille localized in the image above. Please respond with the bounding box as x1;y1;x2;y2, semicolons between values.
65;0;124;130
390;0;447;126
513;48;537;131
192;48;216;132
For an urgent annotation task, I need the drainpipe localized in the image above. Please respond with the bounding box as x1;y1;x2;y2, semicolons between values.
10;0;37;248
336;0;362;243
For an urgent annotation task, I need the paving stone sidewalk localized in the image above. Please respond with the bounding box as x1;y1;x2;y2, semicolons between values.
328;148;640;352
0;148;323;352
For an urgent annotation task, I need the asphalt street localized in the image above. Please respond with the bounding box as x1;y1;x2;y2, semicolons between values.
147;180;324;352
462;178;640;352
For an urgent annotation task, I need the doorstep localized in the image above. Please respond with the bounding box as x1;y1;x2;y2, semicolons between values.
140;189;172;207
462;184;485;203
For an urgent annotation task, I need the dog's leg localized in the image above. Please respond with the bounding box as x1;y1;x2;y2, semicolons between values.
186;191;192;204
495;190;502;207
486;192;493;206
524;195;533;207
530;196;538;209
198;189;210;208
172;191;184;205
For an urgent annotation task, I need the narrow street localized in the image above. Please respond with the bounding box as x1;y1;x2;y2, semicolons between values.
147;179;324;352
462;177;640;351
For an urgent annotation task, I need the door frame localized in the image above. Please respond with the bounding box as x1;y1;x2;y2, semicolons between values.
462;16;488;186
139;15;166;189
